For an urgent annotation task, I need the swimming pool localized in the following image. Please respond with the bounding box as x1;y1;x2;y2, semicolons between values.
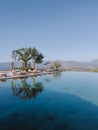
0;71;98;130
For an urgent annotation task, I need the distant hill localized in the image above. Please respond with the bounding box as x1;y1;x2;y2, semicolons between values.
59;60;98;69
45;59;98;69
0;59;98;70
0;62;21;70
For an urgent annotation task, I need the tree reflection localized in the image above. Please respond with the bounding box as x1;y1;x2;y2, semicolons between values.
44;72;62;83
53;71;62;79
0;79;7;82
44;77;52;83
11;78;43;100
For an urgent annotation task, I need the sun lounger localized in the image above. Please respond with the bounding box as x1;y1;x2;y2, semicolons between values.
0;72;7;77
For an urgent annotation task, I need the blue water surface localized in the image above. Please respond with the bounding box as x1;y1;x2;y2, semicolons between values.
0;72;98;130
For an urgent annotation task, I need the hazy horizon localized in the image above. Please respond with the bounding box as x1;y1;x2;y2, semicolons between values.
1;58;98;64
0;0;98;62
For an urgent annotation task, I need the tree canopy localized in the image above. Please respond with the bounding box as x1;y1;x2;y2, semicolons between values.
51;61;61;70
28;47;44;69
12;47;44;70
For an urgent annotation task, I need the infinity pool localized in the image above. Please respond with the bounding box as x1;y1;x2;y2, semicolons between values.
0;72;98;130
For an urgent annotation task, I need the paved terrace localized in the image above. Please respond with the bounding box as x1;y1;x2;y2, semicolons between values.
0;70;54;81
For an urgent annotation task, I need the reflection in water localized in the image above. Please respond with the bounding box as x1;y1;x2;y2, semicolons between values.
1;72;98;130
0;79;7;82
44;71;62;83
53;71;62;78
44;77;52;83
11;78;43;100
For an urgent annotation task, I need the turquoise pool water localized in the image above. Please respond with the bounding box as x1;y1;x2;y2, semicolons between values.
0;72;98;130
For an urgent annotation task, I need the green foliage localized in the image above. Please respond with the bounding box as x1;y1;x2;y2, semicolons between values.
28;47;44;63
51;61;61;70
12;48;32;70
12;47;44;70
28;47;44;69
14;67;22;70
92;68;98;72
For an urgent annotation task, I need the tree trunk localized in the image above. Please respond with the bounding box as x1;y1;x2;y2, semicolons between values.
24;62;26;68
32;60;35;70
24;61;28;71
11;62;14;71
22;62;25;70
32;78;35;88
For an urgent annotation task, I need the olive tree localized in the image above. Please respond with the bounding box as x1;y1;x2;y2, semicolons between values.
12;48;32;70
28;47;44;69
51;61;61;71
12;47;44;70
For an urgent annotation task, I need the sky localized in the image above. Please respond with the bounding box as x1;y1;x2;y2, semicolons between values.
0;0;98;62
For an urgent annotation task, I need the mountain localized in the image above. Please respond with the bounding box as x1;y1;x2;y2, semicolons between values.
0;62;21;70
0;59;98;70
60;59;98;69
